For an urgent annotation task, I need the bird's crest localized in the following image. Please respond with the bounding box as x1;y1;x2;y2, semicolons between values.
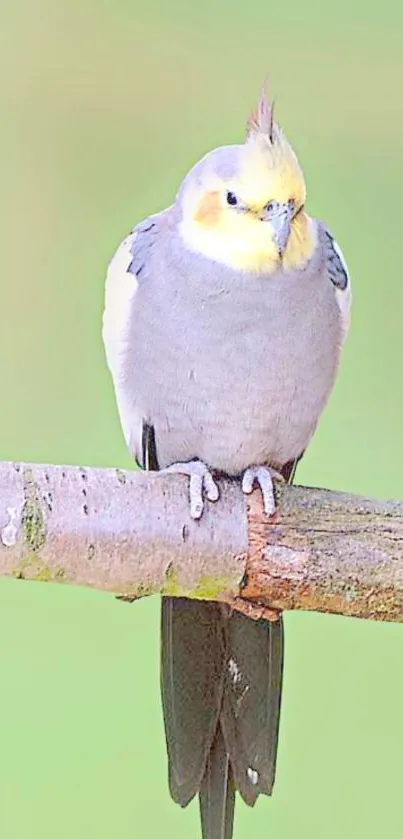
243;79;305;210
246;80;275;143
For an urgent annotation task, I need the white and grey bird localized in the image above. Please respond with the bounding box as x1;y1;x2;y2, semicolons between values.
102;84;351;839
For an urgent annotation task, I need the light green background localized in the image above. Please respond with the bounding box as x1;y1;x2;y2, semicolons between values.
0;1;402;836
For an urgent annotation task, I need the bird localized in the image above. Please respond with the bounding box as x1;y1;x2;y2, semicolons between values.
102;82;351;839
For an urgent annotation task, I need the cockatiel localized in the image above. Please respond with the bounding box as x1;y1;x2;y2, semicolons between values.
102;84;351;839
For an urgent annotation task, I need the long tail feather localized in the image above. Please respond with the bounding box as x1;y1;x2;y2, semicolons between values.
199;723;235;839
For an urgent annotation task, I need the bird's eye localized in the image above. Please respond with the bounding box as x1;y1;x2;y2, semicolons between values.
288;198;296;213
226;191;238;206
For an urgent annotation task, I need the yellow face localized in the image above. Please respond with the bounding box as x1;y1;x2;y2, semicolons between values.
179;133;316;274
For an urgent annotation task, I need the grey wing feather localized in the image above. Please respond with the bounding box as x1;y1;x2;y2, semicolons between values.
127;217;160;279
323;227;349;290
321;224;352;341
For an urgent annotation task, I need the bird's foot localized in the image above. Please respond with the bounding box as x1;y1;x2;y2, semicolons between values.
160;459;219;520
242;465;284;516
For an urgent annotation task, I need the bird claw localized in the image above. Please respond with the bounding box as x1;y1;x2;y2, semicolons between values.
242;465;284;516
161;460;219;520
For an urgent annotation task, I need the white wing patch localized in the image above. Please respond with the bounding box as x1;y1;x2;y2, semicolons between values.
102;231;141;451
103;231;138;380
102;211;166;459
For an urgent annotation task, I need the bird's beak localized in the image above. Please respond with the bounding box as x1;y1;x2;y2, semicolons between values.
269;205;293;258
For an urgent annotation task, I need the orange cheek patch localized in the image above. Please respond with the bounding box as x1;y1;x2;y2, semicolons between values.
194;191;222;228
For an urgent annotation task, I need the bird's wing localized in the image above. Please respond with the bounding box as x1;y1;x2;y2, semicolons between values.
102;211;167;463
322;226;352;343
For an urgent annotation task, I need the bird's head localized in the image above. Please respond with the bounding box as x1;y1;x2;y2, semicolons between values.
178;84;316;274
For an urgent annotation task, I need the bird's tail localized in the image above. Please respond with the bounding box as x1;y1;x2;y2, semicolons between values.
158;443;298;839
199;723;235;839
160;596;284;839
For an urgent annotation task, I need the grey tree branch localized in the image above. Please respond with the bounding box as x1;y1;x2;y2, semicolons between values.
0;461;402;623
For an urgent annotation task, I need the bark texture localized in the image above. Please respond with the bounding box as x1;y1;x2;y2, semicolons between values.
0;461;402;623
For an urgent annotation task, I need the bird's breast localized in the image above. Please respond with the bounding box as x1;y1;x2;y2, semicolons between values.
128;267;342;473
